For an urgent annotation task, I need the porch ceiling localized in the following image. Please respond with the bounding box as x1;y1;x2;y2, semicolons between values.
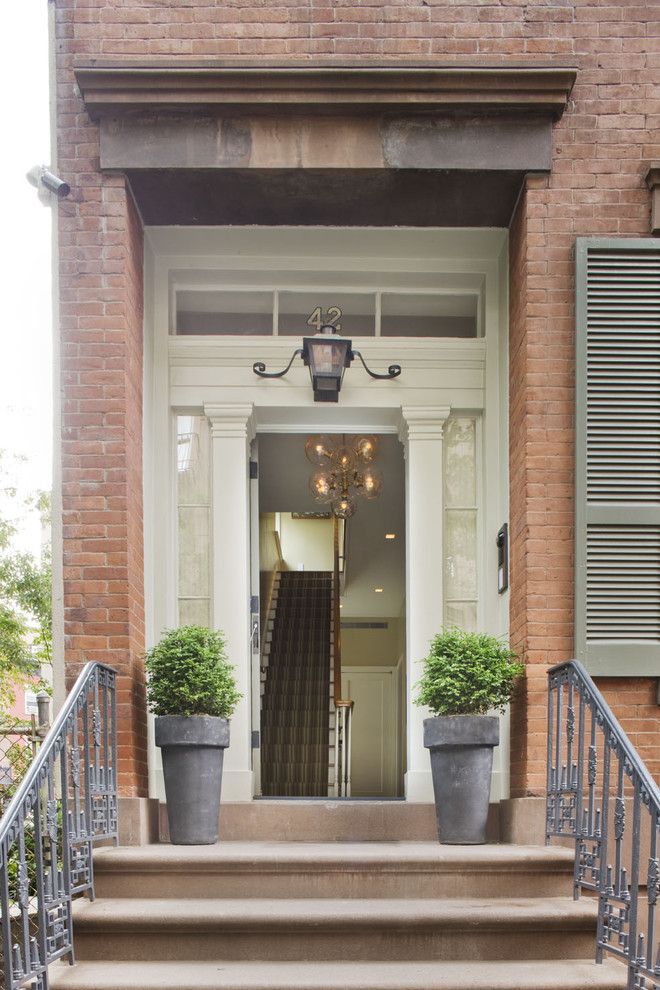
127;167;524;227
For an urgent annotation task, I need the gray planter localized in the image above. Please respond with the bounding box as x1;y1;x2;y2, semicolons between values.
155;715;230;845
424;715;499;845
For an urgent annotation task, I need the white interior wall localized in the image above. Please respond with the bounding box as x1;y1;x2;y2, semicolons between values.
278;514;333;571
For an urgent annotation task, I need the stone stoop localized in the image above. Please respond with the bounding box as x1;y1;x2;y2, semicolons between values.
49;841;628;990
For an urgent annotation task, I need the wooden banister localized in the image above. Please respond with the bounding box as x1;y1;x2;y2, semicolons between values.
332;514;354;796
333;515;342;706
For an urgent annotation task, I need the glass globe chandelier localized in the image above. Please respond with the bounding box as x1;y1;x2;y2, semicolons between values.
306;435;383;519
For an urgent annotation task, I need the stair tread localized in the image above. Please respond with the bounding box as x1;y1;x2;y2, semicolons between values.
72;895;597;929
49;958;627;990
93;841;575;873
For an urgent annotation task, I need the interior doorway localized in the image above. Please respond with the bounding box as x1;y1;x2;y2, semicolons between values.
256;432;406;798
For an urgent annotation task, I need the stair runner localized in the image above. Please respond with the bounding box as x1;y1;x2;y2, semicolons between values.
261;570;331;797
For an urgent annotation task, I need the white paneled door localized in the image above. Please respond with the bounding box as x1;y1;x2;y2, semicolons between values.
342;667;398;798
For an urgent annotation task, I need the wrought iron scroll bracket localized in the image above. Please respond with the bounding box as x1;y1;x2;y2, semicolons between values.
252;349;303;379
350;350;402;381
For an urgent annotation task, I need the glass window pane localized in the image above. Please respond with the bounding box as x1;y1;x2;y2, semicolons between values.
177;416;210;506
381;293;477;338
445;601;477;632
176;290;273;335
278;291;375;336
445;419;476;507
445;509;477;600
178;599;211;627
178;506;210;597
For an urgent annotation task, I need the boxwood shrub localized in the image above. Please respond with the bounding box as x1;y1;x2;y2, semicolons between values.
145;625;241;719
415;627;524;717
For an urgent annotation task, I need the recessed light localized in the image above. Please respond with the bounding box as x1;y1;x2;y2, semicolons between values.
385;533;396;540
374;587;384;593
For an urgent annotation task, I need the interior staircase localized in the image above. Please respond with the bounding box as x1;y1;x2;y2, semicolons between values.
49;809;627;990
260;571;331;797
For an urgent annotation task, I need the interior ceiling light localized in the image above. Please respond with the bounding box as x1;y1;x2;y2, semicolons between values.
306;434;383;519
385;533;396;540
253;324;401;402
374;588;384;593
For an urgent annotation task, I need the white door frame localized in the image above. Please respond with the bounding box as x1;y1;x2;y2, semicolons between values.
143;226;510;803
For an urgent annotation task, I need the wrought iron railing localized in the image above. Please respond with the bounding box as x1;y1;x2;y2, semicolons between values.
0;663;117;990
547;659;660;990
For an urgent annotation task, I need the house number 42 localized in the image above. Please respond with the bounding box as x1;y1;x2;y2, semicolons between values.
307;306;342;332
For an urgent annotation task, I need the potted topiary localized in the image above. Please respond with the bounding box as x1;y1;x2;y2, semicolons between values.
416;628;524;845
145;625;241;845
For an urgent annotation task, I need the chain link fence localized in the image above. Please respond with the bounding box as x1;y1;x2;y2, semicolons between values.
0;698;51;815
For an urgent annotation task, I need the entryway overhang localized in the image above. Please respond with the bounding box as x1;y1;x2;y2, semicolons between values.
75;59;576;227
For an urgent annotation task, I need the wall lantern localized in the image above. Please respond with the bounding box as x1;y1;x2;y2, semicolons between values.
253;324;401;402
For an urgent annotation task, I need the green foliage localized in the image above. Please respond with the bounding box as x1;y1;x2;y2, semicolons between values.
145;625;241;719
0;478;52;711
415;628;524;717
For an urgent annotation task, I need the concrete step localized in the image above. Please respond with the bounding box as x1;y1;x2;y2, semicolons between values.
158;799;503;842
49;958;628;989
72;896;597;961
93;841;575;900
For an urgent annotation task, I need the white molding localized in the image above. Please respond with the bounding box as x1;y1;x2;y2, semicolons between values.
404;770;434;803
220;770;254;803
204;402;256;442
398;405;451;443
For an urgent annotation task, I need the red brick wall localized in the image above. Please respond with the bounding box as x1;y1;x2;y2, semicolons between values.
57;12;147;793
55;0;660;796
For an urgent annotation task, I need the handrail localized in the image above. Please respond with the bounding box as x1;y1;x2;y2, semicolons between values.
332;517;353;797
260;530;285;666
546;659;660;988
333;515;342;706
0;662;117;990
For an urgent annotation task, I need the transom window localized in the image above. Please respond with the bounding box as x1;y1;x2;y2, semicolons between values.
174;283;479;339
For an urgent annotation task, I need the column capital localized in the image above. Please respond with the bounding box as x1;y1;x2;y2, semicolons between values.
398;405;451;444
204;403;256;442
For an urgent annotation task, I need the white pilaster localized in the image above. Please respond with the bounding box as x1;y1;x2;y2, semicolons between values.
399;406;451;802
205;403;256;801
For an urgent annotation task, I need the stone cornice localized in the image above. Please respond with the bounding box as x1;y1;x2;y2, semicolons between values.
75;60;577;120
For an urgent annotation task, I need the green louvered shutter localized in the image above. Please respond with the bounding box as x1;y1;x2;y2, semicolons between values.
575;238;660;675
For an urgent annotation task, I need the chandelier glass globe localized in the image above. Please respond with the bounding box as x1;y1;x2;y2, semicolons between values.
309;471;333;502
332;493;357;519
361;468;383;500
354;435;378;464
304;435;334;467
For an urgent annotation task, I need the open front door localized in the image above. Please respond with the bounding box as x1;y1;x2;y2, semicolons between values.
249;437;262;795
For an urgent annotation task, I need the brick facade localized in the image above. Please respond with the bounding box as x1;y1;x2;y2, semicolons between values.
55;0;660;797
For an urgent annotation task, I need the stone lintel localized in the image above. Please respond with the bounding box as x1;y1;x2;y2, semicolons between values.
100;113;552;174
75;60;577;120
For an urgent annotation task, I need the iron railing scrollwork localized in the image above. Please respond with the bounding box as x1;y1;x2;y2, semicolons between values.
547;659;660;990
0;662;117;990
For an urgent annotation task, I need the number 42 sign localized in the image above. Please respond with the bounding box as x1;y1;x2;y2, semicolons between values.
307;306;342;332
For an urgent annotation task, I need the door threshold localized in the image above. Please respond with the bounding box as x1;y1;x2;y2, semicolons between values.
254;796;406;802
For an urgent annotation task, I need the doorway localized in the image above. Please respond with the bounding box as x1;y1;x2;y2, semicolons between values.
256;432;406;798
